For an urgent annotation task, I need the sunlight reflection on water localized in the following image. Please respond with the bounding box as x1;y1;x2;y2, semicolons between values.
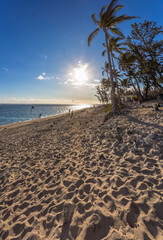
0;104;93;126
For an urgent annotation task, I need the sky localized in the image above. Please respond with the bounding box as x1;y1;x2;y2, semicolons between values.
0;0;162;104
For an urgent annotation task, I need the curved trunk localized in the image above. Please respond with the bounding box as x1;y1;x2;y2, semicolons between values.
105;30;118;112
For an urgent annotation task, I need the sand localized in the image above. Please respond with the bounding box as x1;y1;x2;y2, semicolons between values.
0;105;163;240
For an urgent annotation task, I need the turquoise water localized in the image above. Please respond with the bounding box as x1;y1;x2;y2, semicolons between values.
0;104;92;126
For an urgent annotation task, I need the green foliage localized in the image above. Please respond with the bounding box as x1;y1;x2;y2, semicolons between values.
118;20;163;101
76;121;81;126
104;104;113;112
118;104;124;110
104;103;124;112
95;84;111;104
88;0;138;112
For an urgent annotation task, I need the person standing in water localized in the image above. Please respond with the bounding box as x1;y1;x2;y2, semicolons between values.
31;106;34;111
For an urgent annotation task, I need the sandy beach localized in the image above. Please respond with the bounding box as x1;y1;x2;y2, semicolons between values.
0;105;163;240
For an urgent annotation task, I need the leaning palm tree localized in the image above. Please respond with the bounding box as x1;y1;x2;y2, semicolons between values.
88;0;138;112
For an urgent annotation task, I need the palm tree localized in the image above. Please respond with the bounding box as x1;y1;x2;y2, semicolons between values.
102;37;126;103
102;36;126;58
88;0;137;112
102;61;109;79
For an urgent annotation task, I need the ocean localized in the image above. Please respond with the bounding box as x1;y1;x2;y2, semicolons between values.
0;104;92;126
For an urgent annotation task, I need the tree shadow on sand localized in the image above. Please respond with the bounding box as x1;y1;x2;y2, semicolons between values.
124;113;163;131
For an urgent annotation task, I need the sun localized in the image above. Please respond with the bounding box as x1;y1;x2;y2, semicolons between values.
73;63;88;85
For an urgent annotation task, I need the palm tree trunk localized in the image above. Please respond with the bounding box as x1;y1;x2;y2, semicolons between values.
135;78;143;99
130;79;141;100
105;31;118;112
111;52;122;104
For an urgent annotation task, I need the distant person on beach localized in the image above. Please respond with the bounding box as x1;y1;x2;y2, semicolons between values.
39;113;42;118
70;110;73;118
31;106;34;111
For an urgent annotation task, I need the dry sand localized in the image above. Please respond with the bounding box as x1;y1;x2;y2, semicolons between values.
0;105;163;240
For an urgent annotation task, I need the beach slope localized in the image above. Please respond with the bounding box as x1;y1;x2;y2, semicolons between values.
0;106;163;240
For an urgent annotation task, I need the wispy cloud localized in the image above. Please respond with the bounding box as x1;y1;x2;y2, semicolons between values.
64;78;100;88
42;55;48;60
36;72;53;80
94;79;100;83
3;67;9;72
0;97;58;104
0;97;98;104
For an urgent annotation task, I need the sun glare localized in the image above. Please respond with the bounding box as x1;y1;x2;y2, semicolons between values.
73;63;88;85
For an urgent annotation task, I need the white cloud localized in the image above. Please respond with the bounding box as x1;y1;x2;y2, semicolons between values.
3;67;8;72
36;72;54;81
37;75;44;80
94;79;100;83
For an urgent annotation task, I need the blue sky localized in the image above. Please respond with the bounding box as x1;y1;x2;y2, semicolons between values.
0;0;162;104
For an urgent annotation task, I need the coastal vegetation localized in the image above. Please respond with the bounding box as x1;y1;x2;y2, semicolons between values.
119;21;163;101
88;0;163;109
88;0;137;112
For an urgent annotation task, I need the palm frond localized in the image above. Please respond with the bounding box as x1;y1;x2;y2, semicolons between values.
113;36;124;42
102;50;106;57
88;28;100;46
102;70;105;76
118;47;127;51
91;13;99;25
100;5;108;19
102;0;121;23
104;61;109;70
110;27;125;38
109;37;124;47
106;0;119;15
110;15;139;25
115;48;124;54
109;4;124;16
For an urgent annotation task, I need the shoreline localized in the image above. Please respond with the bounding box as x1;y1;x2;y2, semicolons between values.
0;105;93;130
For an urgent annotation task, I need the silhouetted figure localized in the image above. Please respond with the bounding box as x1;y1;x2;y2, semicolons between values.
31;106;34;111
39;113;42;118
70;111;73;118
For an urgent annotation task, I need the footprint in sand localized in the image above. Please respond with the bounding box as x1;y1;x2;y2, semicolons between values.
126;201;140;228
